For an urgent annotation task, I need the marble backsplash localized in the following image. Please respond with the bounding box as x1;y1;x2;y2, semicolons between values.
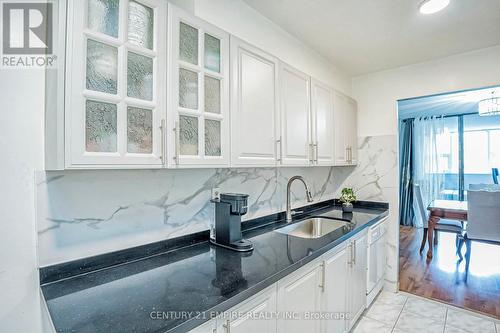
36;166;354;266
36;135;398;277
341;134;399;291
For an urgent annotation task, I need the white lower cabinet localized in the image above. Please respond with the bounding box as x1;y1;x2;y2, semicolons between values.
189;319;217;333
277;264;322;333
367;218;388;306
322;244;349;333
190;231;372;333
348;231;368;330
219;285;277;333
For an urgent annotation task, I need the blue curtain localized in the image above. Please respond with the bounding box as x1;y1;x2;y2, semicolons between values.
399;119;414;226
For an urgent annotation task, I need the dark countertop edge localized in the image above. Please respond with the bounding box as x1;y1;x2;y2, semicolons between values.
39;199;388;285
39;230;210;285
166;209;389;333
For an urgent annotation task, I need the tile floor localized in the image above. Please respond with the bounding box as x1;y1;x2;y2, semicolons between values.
353;291;500;333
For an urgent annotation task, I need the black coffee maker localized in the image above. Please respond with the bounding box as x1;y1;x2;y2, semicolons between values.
210;193;253;252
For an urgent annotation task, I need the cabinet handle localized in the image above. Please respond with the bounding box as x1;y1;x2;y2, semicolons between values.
223;319;231;333
346;146;353;164
173;120;180;165
314;143;319;163
309;143;314;163
159;119;165;164
276;137;283;162
319;262;325;292
353;239;356;265
348;243;353;267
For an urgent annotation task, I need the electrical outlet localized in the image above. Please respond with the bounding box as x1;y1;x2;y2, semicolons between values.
211;188;221;201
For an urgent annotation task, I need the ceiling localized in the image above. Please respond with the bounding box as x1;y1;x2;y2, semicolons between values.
398;86;499;119
242;0;500;76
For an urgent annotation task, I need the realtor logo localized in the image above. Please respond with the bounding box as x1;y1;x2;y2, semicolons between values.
2;2;53;54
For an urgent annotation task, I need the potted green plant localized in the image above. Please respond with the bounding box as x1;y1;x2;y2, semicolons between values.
339;187;356;213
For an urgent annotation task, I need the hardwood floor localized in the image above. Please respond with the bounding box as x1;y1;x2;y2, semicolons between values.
399;226;500;319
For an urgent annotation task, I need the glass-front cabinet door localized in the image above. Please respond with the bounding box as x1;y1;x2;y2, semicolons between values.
66;0;167;167
167;4;230;167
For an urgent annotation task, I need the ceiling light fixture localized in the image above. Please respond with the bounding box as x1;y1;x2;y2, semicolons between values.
419;0;450;14
478;91;500;116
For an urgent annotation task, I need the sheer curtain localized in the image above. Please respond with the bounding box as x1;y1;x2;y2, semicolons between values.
412;116;445;227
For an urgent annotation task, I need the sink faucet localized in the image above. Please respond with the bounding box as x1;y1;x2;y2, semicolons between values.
286;176;313;222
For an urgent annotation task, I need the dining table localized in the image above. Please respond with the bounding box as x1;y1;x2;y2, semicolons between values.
424;199;468;259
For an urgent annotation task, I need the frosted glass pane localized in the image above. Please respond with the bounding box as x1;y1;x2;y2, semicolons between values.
127;107;153;154
204;76;220;114
85;100;117;152
127;52;153;101
204;33;220;72
128;0;154;50
86;40;118;94
179;22;198;65
205;119;221;156
87;0;119;38
179;115;198;155
179;68;198;109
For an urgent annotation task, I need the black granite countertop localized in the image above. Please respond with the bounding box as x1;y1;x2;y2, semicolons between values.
41;200;388;333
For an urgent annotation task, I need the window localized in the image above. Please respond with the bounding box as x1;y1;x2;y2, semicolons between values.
463;113;500;195
435;117;459;200
431;113;500;200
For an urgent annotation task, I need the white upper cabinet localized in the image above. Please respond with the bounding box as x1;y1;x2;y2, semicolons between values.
230;37;280;167
311;79;335;166
167;4;230;167
333;91;358;166
65;0;167;168
53;2;359;170
279;63;312;166
346;97;358;164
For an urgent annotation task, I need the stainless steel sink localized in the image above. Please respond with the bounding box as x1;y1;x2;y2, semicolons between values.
275;217;352;239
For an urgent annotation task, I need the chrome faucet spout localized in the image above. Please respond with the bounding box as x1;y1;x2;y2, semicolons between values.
286;176;314;222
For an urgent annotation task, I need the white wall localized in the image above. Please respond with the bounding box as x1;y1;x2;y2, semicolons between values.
0;69;45;331
193;0;352;95
350;44;500;292
353;45;500;137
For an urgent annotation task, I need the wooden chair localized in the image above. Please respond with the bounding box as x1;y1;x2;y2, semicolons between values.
414;184;465;257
